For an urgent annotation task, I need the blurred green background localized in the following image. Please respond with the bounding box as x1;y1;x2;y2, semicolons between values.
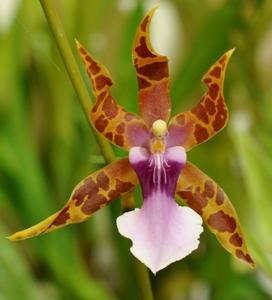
1;0;272;299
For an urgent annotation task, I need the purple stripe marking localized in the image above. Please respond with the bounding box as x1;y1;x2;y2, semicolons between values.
129;146;186;198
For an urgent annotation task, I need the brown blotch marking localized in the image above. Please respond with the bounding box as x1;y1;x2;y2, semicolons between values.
88;61;100;75
209;83;219;100
81;194;107;215
230;233;243;247
179;188;208;215
137;61;168;81
137;76;152;89
108;189;118;200
108;179;134;199
176;114;186;126
219;54;227;65
135;36;156;59
205;98;216;115
141;16;149;31
52;207;70;226
212;96;227;131
95;114;108;132
207;210;236;233
85;55;93;63
125;112;137;122
217;95;226;111
192;103;209;124
92;91;107;113
72;177;99;206
212;113;227;131
102;95;119;119
105;132;113;141
116;179;134;193
194;124;209;143
209;66;221;78
96;171;110;191
203;180;215;198
116;122;125;134
215;187;224;205
79;47;87;55
114;134;124;147
95;75;113;91
236;249;254;265
204;77;212;84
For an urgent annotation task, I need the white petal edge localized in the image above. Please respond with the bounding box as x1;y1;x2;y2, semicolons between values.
116;199;203;274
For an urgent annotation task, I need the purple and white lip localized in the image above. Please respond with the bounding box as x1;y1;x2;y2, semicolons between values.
117;145;203;274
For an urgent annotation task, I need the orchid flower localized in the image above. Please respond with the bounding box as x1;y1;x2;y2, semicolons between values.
9;8;254;274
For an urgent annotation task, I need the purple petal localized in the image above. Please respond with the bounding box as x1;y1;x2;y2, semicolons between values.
116;146;203;273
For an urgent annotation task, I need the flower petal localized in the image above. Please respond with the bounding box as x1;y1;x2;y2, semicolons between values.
117;146;203;273
167;49;233;150
8;159;137;241
176;161;255;267
117;194;202;274
76;41;150;149
133;8;171;127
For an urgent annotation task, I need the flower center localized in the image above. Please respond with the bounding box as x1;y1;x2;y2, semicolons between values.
151;119;167;139
151;120;168;153
129;146;186;198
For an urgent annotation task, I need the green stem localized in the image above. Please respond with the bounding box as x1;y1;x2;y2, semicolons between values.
134;260;154;300
40;0;115;163
39;1;154;299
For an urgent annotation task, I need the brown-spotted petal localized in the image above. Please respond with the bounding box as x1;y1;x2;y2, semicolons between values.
133;8;171;127
176;161;255;267
167;49;234;151
76;40;150;150
8;159;138;241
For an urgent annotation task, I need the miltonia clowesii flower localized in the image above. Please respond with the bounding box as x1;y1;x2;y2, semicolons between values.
9;8;255;273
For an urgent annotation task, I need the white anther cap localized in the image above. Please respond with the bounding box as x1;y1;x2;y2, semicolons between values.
152;120;167;138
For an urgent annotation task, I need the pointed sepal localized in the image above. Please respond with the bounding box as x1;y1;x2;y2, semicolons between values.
176;161;255;267
8;159;137;241
167;50;234;150
76;40;150;149
133;8;171;127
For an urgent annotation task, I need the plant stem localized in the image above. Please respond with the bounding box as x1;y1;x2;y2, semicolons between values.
39;1;154;299
40;0;115;163
134;259;154;300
